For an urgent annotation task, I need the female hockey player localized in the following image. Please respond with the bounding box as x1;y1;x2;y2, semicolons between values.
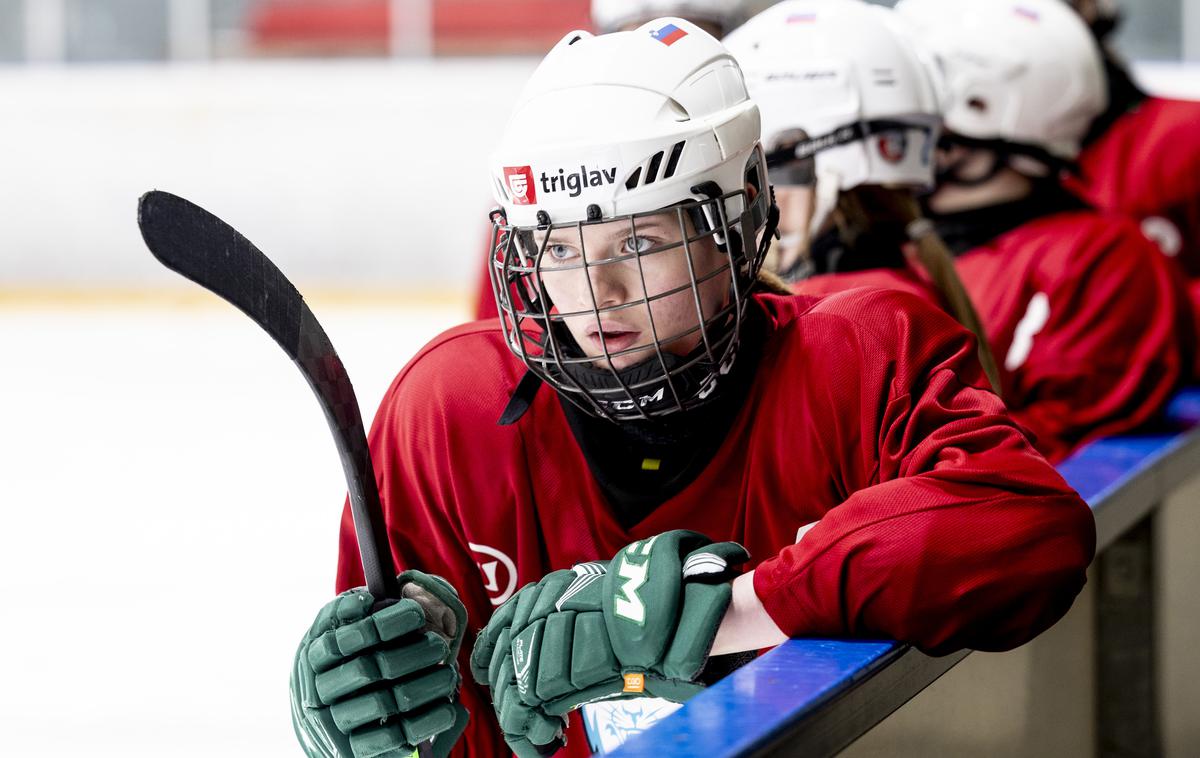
724;0;1002;393
1062;0;1200;375
471;0;750;321
755;0;1191;463
290;19;1096;758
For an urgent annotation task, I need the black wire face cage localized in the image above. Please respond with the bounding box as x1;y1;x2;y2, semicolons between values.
488;185;772;423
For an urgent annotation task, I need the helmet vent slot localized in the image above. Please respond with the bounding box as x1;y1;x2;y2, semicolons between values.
645;151;665;184
624;140;686;189
663;141;685;179
624;166;643;190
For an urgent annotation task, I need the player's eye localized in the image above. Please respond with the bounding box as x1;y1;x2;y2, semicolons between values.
622;236;654;254
545;243;578;262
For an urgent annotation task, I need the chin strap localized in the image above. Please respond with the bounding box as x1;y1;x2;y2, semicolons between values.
498;370;546;426
936;133;1079;188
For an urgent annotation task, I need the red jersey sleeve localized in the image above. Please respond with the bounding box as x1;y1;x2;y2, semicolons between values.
752;290;1096;655
1001;219;1193;462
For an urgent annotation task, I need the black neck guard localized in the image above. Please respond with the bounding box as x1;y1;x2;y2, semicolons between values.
559;304;766;529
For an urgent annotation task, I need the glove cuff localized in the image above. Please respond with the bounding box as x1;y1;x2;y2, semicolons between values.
658;581;733;682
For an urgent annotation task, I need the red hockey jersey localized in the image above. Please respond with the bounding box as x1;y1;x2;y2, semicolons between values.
795;212;1192;462
335;290;1095;757
1069;96;1200;375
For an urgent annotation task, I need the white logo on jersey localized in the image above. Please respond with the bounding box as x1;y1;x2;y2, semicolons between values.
1141;216;1183;258
470;542;518;606
1005;292;1050;372
614;555;649;624
795;521;817;544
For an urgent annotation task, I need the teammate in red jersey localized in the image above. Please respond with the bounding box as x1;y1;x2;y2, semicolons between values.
472;0;750;321
289;18;1095;758
1060;0;1200;374
766;0;1194;463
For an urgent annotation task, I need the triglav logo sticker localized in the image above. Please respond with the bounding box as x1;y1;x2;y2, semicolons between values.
505;164;620;203
541;165;618;198
504;166;537;205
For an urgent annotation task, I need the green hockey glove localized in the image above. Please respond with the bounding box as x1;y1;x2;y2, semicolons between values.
469;567;602;757
470;531;749;756
603;531;749;698
291;571;470;758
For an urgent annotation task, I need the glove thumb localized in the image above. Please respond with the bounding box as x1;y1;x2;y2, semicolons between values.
681;541;750;584
399;570;468;660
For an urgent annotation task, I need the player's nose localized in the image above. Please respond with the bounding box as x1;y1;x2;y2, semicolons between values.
584;254;631;310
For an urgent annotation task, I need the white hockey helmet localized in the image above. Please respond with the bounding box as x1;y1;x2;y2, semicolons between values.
488;20;775;422
895;0;1107;161
592;0;747;34
726;0;941;194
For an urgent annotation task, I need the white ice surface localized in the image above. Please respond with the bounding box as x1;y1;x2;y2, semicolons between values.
0;300;467;755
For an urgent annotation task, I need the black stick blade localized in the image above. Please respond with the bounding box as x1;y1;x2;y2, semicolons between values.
138;190;304;353
137;190;400;600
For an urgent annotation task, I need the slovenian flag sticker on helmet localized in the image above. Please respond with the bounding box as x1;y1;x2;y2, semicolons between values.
787;13;817;23
1014;6;1039;21
650;23;688;46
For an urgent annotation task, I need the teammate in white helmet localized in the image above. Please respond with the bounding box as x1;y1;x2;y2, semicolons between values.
870;0;1193;462
1060;0;1200;376
726;0;1001;391
471;0;750;322
289;18;1094;758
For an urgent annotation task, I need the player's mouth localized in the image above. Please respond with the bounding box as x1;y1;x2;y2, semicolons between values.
587;324;641;354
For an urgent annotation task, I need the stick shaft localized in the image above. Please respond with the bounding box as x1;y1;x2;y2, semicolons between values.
137;190;400;598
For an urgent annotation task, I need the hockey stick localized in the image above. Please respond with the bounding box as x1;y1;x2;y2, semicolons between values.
136;190;402;601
